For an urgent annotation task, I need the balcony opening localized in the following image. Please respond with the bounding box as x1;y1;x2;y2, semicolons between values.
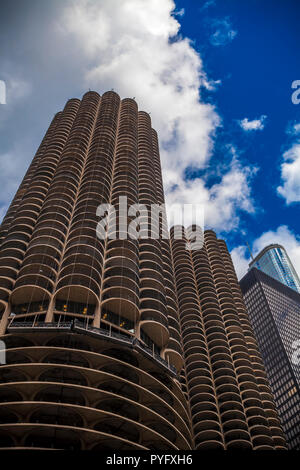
101;309;135;334
35;386;86;406
96;398;139;421
55;299;95;316
29;407;84;427
11;300;49;316
24;429;82;450
94;418;139;442
39;367;87;386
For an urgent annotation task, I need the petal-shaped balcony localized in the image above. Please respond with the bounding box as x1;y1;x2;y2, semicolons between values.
101;287;139;323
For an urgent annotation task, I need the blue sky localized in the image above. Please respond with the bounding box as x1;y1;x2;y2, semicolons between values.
0;0;299;278
174;0;300;276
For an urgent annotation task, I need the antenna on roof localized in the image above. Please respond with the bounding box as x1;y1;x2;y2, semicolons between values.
246;241;254;260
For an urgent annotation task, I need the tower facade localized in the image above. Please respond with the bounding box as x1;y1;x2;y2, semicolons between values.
170;228;286;450
249;244;300;294
0;91;286;450
240;268;300;449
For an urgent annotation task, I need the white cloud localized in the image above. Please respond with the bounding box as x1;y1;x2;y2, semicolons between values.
55;0;255;232
277;122;300;204
286;122;300;135
60;0;220;178
231;245;250;280
231;225;300;280
277;141;300;204
208;17;237;47
239;115;267;131
166;158;257;231
173;8;185;17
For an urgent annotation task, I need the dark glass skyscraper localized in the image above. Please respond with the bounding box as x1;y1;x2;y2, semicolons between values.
240;268;300;449
0;91;286;450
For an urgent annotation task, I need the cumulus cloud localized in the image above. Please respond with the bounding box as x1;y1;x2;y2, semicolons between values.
56;0;255;231
208;17;237;47
286;122;300;135
231;225;300;280
239;115;267;131
277;138;300;204
231;245;250;280
166;157;257;231
60;0;219;177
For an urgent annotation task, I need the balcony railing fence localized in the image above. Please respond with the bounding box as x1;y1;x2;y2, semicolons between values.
7;318;177;375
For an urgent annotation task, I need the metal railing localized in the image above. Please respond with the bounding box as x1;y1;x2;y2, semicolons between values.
8;321;73;329
6;319;177;376
73;320;134;344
